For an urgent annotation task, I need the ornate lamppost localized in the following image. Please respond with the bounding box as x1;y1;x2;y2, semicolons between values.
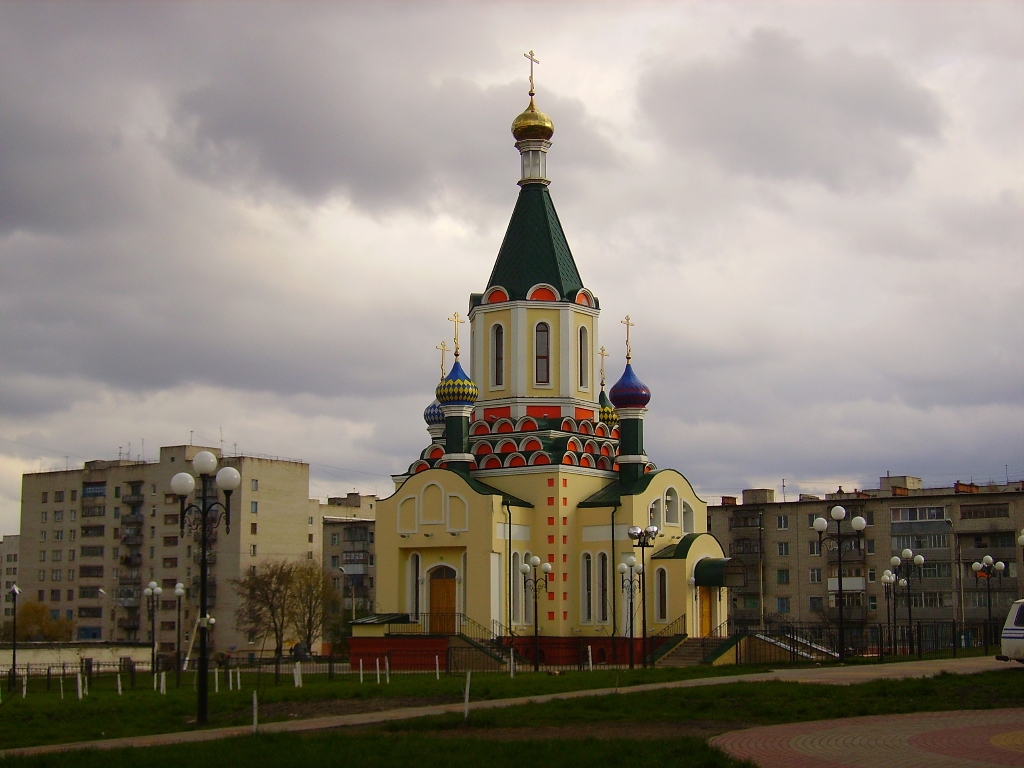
7;584;20;692
173;582;185;687
170;451;240;725
890;549;925;655
519;556;552;671
627;524;659;667
880;569;896;655
972;556;1005;647
143;581;163;675
617;556;642;669
813;506;866;662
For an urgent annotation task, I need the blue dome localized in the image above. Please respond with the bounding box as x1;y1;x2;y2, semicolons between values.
423;399;445;426
435;360;479;406
609;363;651;409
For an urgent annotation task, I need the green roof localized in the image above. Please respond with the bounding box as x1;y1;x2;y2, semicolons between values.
652;532;714;559
463;475;534;508
577;471;663;508
483;185;586;303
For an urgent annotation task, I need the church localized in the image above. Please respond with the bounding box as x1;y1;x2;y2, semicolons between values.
352;68;740;668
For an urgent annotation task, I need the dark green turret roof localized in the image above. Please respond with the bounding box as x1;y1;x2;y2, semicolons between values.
479;184;588;304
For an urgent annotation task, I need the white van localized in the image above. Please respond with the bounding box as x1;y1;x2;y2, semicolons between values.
997;599;1024;663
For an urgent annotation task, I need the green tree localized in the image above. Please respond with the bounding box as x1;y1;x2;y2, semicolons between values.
288;559;336;653
0;601;75;641
233;560;295;659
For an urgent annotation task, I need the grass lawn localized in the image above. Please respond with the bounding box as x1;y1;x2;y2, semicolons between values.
0;663;773;750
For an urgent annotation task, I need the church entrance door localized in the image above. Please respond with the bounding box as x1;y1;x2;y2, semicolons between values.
699;586;713;636
429;566;457;635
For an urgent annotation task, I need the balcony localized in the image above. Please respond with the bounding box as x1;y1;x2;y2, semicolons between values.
121;555;142;567
117;617;140;630
116;597;140;608
122;494;145;504
193;530;217;544
121;513;144;524
827;548;865;564
193;552;216;565
121;535;143;545
827;577;867;592
119;576;142;586
828;606;868;622
961;547;1017;565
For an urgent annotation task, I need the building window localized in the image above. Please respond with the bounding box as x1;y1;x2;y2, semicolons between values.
655;567;667;622
308;534;314;543
890;506;944;522
809;568;822;583
54;511;64;522
331;555;340;568
809;596;824;612
598;552;609;623
249;545;257;556
251;479;259;492
807;514;817;528
55;491;65;503
776;515;788;530
163;536;178;547
330;533;340;546
251;501;258;514
868;595;878;610
163;558;178;568
535;323;550;384
578;326;588;388
581;553;593;623
250;523;258;535
41;512;48;524
777;597;790;613
41;492;48;504
776;569;790;585
777;542;789;556
809;540;821;556
868;568;876;583
492;324;504;387
866;539;875;554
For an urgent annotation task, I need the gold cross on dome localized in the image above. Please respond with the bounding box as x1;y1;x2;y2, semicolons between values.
598;346;608;387
621;315;635;361
435;340;449;379
448;312;466;357
524;50;539;96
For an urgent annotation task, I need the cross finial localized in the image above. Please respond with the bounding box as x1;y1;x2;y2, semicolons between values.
524;50;539;96
621;315;635;361
435;341;450;379
598;345;609;387
448;312;466;358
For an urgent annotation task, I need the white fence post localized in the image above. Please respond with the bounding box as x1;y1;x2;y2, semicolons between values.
588;645;593;672
435;655;440;680
76;672;83;701
463;670;471;721
375;658;380;685
117;674;122;695
252;690;258;734
359;659;364;684
384;656;390;684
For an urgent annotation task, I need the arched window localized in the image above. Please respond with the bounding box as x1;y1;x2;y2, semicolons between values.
682;502;694;534
535;323;550;384
649;498;663;529
598;552;609;623
665;488;680;525
578;326;589;388
408;553;421;619
656;568;668;621
511;552;521;624
581;553;593;623
492;324;504;388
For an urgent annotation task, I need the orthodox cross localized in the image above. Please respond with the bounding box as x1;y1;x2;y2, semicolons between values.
524;50;539;96
598;345;608;387
621;315;635;361
435;340;450;378
448;312;465;357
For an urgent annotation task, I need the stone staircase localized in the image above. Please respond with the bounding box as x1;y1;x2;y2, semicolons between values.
654;637;707;668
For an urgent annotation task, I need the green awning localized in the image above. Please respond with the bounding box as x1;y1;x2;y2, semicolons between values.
694;558;746;588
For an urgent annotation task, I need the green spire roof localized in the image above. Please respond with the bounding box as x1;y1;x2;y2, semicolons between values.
484;184;587;303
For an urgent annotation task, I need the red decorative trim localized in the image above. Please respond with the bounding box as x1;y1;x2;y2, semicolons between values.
529;452;551;465
506;453;527;468
575;408;595;422
526;405;560;419
483;406;511;422
516;417;539;432
472;442;492;456
560;418;577;432
494;418;515;434
485;287;509;304
481;455;503;469
521;437;543;452
580;454;595;468
595;423;609;437
471;421;491;435
497;439;517;454
527;284;559;301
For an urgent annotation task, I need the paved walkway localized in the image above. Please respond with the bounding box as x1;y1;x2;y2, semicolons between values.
711;708;1024;767
0;656;1011;759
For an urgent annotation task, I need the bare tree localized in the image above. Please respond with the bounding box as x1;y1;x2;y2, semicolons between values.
289;559;336;653
233;560;295;659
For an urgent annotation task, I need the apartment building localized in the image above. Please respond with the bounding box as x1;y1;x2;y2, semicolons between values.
320;493;377;619
710;476;1024;631
19;445;317;659
2;534;19;618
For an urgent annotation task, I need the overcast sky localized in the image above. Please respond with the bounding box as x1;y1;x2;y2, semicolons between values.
1;2;1022;534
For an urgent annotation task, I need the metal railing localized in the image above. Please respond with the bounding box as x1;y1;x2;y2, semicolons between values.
652;613;688;638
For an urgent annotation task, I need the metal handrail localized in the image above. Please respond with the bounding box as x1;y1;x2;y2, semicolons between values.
652;613;687;637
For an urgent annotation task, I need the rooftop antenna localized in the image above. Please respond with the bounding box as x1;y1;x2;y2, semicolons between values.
190;430;194;446
220;426;224;454
782;479;786;502
141;438;145;462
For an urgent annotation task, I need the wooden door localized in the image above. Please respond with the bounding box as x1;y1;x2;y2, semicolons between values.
699;587;713;636
430;566;457;634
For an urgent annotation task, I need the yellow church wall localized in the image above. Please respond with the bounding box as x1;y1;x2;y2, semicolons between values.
476;307;512;396
524;307;561;396
569;312;596;402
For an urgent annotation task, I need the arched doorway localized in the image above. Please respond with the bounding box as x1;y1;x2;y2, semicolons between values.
699;587;714;636
429;566;457;634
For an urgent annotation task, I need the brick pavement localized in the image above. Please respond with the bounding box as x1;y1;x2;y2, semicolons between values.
0;656;1012;759
711;708;1024;767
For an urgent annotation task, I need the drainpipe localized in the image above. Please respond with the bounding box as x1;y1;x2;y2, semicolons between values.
504;500;513;637
610;504;619;641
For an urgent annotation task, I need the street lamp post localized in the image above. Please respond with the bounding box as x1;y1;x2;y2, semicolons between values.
880;570;896;655
171;451;240;725
174;582;185;687
972;556;1005;647
814;506;867;662
627;524;659;667
890;549;925;655
7;584;20;692
519;556;552;672
143;581;163;675
617;556;642;669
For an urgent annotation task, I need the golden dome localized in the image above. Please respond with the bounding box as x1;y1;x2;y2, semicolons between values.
511;97;554;141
